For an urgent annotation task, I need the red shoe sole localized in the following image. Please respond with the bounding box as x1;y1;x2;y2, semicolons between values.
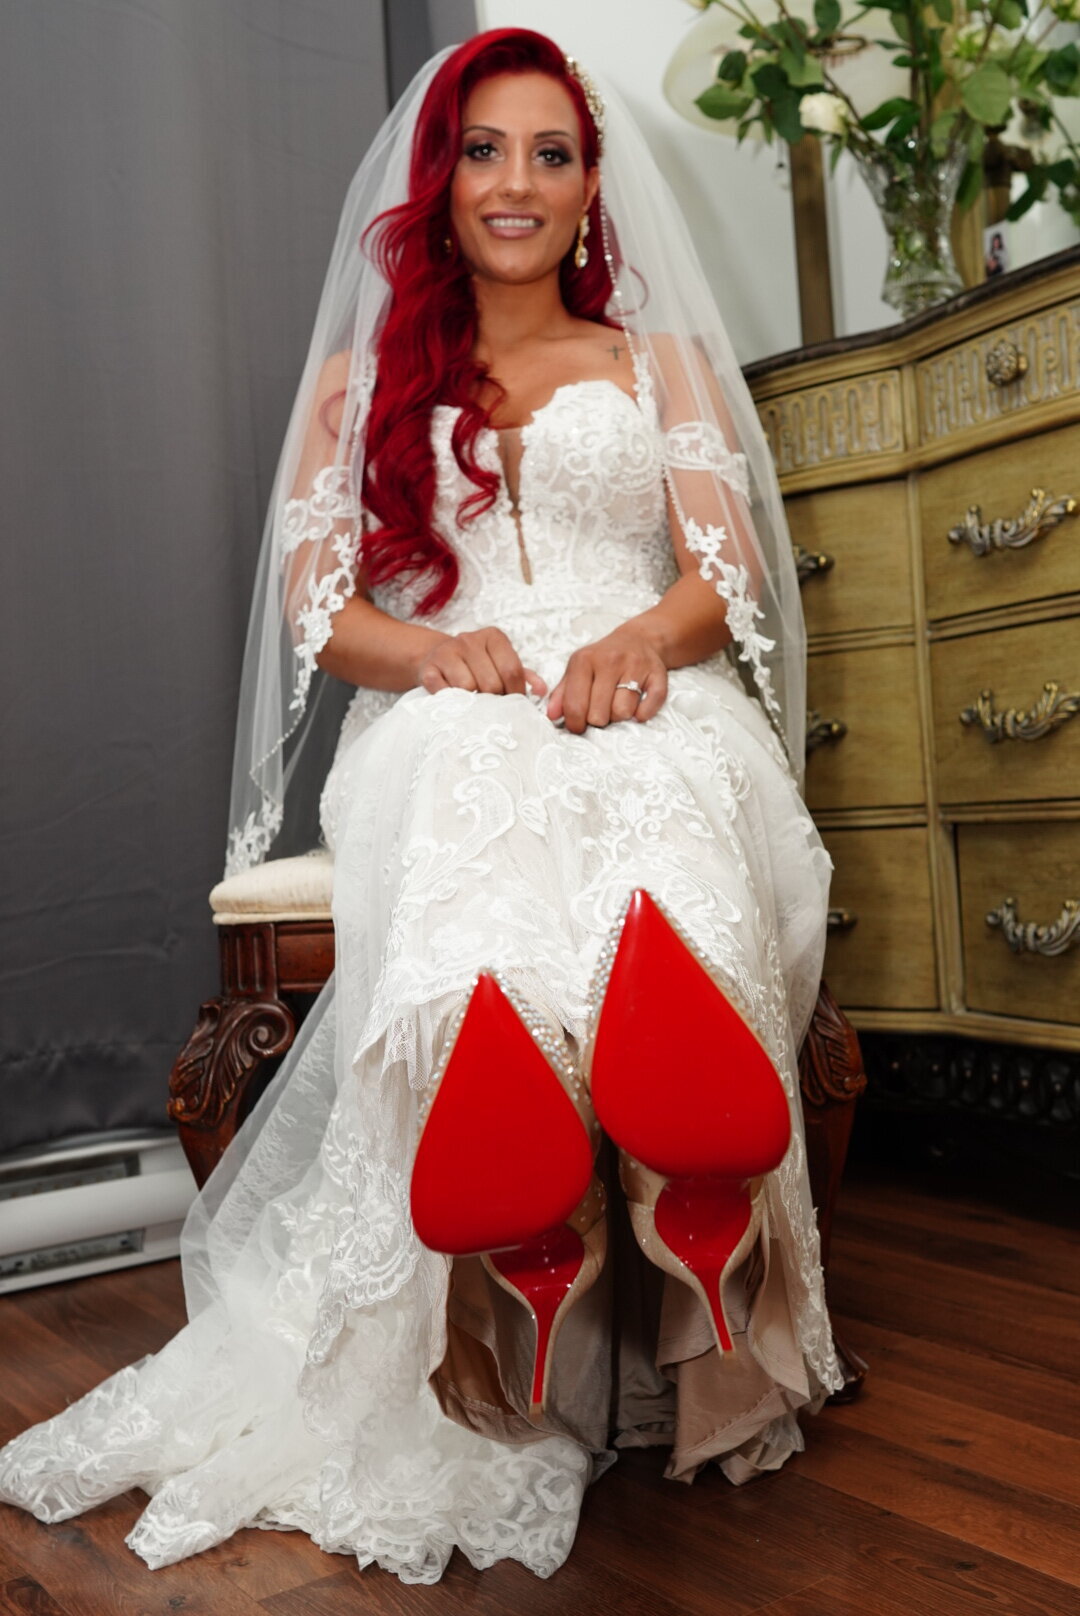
410;974;593;1256
591;891;791;1179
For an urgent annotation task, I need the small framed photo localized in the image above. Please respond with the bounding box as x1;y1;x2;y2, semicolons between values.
984;225;1009;279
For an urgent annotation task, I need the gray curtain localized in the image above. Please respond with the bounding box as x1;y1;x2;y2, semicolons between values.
0;0;473;1156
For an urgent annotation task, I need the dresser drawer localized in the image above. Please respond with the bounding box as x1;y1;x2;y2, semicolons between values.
931;616;1080;806
821;827;938;1009
958;822;1080;1024
916;298;1080;451
805;643;925;811
920;420;1080;622
787;481;913;638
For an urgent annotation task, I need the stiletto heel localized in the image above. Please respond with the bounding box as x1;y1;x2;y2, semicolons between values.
619;1157;766;1354
410;971;603;1416
584;889;790;1355
484;1176;607;1418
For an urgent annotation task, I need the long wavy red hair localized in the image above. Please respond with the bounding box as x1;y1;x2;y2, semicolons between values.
357;29;616;614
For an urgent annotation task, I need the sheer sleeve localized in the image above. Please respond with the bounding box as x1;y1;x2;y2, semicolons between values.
279;351;369;709
635;336;786;742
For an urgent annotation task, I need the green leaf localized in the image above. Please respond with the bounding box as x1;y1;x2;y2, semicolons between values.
751;61;790;98
695;85;755;122
1048;156;1079;185
1042;43;1080;96
780;47;824;86
961;61;1014;126
930;107;959;152
773;90;806;143
777;17;808;63
718;50;747;86
883;106;922;146
1005;171;1048;220
932;0;952;19
956;158;984;211
1013;52;1049;97
814;0;842;32
861;95;920;131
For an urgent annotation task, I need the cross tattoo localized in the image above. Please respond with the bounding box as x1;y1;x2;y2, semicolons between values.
607;343;623;361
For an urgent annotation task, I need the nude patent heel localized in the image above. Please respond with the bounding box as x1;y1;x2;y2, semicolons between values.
583;889;791;1355
483;1174;607;1418
409;971;604;1417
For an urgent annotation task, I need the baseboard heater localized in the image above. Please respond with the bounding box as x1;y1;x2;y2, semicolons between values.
0;1132;198;1292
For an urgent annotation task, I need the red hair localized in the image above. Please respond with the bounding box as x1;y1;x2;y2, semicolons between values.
357;29;616;614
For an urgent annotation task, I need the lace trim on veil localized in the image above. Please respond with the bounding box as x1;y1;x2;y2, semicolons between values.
662;421;750;498
225;357;375;878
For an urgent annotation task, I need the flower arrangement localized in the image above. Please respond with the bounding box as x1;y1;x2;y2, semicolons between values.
679;0;1080;310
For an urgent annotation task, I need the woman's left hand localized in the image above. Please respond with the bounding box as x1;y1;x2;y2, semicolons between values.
546;626;668;733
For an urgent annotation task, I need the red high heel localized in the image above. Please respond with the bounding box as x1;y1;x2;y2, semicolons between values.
583;890;791;1355
410;972;605;1418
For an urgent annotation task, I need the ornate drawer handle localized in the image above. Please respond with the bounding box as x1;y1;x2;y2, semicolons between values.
986;896;1080;957
947;487;1077;557
959;681;1080;743
984;338;1029;388
793;544;835;584
827;908;858;932
806;711;848;753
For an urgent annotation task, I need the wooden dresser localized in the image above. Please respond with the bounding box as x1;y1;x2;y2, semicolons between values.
746;246;1080;1066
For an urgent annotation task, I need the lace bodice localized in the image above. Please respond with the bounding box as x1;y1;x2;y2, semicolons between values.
324;374;760;792
0;366;839;1591
371;379;678;673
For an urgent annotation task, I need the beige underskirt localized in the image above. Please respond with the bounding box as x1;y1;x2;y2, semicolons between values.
430;1146;817;1486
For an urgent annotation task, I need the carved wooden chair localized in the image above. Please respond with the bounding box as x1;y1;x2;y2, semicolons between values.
169;851;867;1395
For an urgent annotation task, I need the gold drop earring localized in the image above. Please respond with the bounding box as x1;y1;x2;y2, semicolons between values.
574;213;590;270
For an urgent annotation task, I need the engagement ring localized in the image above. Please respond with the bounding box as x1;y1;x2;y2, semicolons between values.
615;680;644;697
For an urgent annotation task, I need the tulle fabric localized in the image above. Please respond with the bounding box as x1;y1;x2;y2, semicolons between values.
0;38;838;1581
225;48;811;880
0;380;840;1583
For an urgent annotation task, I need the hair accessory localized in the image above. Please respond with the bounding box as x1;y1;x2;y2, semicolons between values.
564;53;605;153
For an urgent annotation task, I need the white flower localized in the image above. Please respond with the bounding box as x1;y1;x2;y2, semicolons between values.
799;91;849;137
952;21;985;62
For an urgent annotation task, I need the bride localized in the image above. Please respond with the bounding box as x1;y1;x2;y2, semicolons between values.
0;28;841;1585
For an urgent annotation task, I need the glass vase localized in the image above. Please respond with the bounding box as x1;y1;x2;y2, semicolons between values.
854;141;967;320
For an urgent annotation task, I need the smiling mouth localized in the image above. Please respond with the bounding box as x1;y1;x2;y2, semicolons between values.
482;215;544;235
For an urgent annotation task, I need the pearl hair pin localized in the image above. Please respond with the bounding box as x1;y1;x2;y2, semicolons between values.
563;53;605;152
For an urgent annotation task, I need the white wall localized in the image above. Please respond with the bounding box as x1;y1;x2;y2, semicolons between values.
476;2;1079;354
826;153;897;339
477;0;803;363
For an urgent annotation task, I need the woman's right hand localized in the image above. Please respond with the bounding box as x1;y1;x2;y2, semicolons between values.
414;627;546;698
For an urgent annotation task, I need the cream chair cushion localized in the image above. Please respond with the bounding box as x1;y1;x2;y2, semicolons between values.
209;850;334;925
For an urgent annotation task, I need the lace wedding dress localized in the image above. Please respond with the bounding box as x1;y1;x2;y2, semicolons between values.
0;375;841;1584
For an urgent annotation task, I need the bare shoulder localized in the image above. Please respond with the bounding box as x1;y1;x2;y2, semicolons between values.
639;331;693;382
315;348;353;397
568;317;637;392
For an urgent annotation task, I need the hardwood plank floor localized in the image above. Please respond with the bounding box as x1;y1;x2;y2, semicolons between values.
0;1152;1076;1616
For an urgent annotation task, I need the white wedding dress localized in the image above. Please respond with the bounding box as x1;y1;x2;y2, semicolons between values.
0;375;841;1584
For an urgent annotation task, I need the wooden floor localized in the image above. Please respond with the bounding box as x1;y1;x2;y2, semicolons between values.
1;1151;1078;1616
